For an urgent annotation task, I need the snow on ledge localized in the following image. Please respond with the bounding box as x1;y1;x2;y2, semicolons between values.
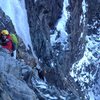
50;0;70;50
70;34;100;85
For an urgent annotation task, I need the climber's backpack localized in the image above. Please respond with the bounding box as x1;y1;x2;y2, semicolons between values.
10;33;18;51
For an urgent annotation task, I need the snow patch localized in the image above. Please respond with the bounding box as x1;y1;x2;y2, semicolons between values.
98;27;100;33
51;62;55;68
70;34;100;85
88;89;95;100
80;15;83;24
50;0;70;50
81;32;84;37
87;20;100;32
81;0;88;25
36;85;47;89
59;96;66;100
36;80;47;86
82;0;88;14
44;94;58;100
70;33;100;100
34;0;37;3
56;0;70;31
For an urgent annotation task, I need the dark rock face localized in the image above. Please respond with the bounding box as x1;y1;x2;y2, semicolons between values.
0;8;15;33
0;0;99;99
87;0;100;35
69;0;85;63
25;0;85;99
25;0;70;91
0;0;84;99
25;0;63;60
0;0;90;99
25;0;100;99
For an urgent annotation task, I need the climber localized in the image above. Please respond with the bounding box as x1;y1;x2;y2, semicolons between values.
0;29;13;55
36;67;47;81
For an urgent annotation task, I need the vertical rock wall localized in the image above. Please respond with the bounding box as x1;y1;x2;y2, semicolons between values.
25;0;100;99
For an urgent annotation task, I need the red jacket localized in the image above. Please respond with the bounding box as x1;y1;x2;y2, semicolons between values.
2;34;13;52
